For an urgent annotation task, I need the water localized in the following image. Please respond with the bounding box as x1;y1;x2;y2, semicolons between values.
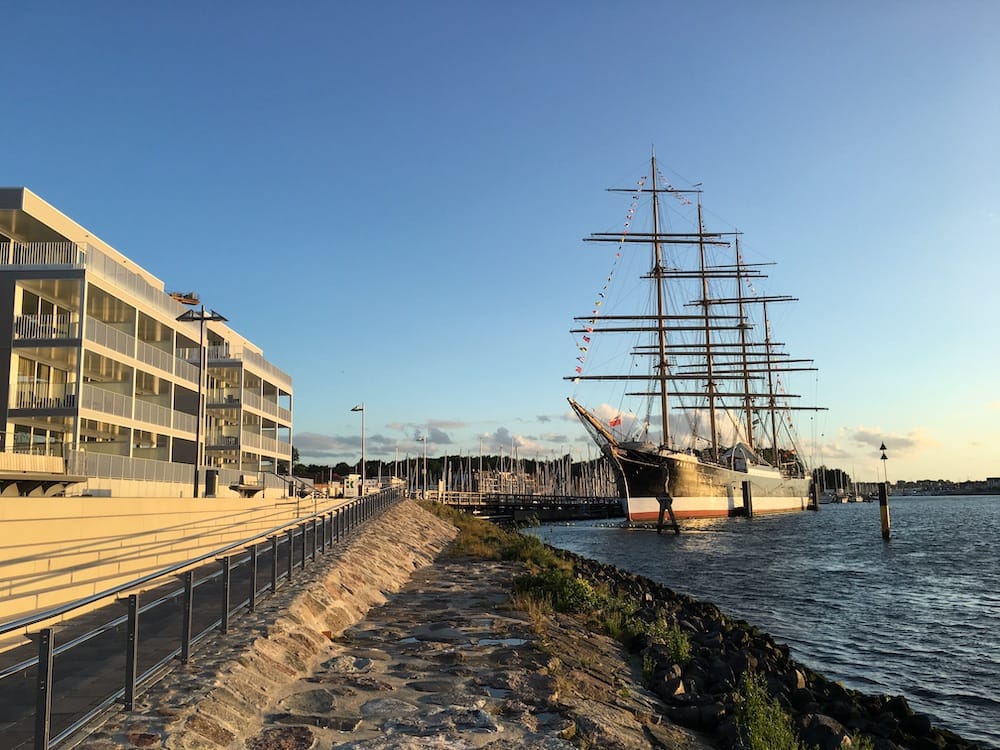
525;495;1000;749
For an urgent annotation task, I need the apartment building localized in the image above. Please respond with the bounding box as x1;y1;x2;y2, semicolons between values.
0;188;292;497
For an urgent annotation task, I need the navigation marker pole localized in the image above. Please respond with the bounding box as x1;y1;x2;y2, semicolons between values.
879;443;891;540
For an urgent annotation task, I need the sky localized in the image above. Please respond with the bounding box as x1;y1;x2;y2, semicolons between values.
2;1;997;482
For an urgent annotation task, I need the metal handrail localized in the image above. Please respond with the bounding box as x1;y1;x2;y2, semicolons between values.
0;487;401;750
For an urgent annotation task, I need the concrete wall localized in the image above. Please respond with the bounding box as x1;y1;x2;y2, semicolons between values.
0;494;340;651
69;477;287;499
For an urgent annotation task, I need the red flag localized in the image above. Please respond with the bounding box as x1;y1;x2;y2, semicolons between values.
609;415;622;427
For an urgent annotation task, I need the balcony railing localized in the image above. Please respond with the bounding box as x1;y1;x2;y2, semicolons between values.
135;339;174;374
206;389;241;408
11;382;78;410
205;432;240;450
79;384;132;419
82;244;188;322
240;349;292;388
133;399;174;430
69;451;192;483
13;314;79;341
85;318;135;358
0;241;85;267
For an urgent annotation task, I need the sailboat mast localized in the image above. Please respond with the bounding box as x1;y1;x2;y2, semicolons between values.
698;195;719;459
650;153;671;448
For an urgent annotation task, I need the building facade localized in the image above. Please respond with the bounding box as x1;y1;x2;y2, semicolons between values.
0;187;292;497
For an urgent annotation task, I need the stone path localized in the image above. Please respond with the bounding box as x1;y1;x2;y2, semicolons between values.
246;558;713;749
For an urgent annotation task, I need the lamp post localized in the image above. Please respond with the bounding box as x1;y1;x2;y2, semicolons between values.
417;436;427;499
351;403;365;495
177;305;227;498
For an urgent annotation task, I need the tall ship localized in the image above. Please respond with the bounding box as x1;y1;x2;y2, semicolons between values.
566;153;823;521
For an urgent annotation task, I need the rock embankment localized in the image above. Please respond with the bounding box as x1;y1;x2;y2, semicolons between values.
565;551;985;750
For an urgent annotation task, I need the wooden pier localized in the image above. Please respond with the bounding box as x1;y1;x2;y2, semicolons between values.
436;492;624;522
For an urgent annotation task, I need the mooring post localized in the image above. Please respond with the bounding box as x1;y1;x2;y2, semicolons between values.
879;443;891;540
809;480;820;511
879;482;891;540
742;480;754;518
656;495;680;535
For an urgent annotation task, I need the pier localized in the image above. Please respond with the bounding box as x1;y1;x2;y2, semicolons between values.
436;491;623;522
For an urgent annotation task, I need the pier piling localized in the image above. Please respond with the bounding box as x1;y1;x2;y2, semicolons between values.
656;495;680;535
741;481;754;518
879;482;891;540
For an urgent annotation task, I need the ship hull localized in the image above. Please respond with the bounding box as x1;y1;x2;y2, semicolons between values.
611;446;810;521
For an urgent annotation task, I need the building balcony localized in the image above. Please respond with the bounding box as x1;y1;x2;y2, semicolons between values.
10;382;77;411
13;313;80;341
0;240;85;268
205;432;240;450
206;389;241;409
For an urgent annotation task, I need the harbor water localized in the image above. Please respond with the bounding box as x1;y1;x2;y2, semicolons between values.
525;495;999;749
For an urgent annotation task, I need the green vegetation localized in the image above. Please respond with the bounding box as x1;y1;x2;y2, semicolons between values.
419;500;569;569
736;671;806;750
512;567;599;613
642;652;657;683
663;621;692;665
420;500;696;659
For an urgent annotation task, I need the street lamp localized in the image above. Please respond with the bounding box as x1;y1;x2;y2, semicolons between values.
351;403;365;495
177;305;227;498
417;436;427;499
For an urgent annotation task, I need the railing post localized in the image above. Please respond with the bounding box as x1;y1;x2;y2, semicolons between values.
269;535;278;593
34;627;53;750
299;524;306;569
180;570;194;663
335;508;341;543
219;556;231;634
310;519;317;560
319;514;326;554
248;543;258;612
124;594;139;711
286;528;294;581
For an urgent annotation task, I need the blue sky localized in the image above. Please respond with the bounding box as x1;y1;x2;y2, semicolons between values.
3;2;997;482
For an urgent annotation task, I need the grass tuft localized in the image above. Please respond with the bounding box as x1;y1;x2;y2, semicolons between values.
736;670;806;750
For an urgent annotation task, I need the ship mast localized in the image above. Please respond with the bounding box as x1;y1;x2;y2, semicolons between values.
650;152;671;449
763;300;780;463
735;236;754;451
697;195;719;460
